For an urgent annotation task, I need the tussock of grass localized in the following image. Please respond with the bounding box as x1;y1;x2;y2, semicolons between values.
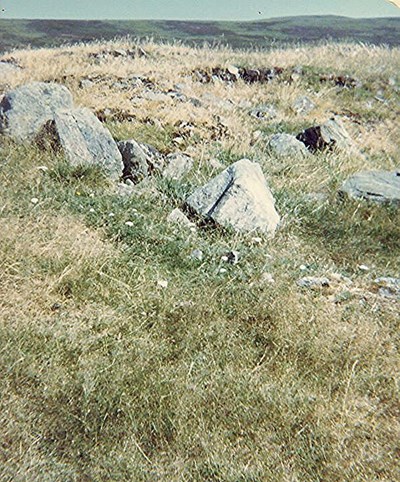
1;39;400;481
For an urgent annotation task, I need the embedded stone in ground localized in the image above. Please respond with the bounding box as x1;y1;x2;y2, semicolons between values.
185;158;280;236
118;139;165;184
268;133;309;157
162;152;194;180
44;107;123;180
340;171;400;205
296;117;352;152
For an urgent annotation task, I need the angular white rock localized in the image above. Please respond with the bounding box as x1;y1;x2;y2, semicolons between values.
186;159;280;236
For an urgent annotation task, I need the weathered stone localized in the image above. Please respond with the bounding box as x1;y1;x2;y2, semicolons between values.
297;277;330;289
340;171;400;205
44;107;123;179
0;61;21;76
293;96;315;114
186;159;280;236
374;277;400;299
0;82;73;142
296;118;352;152
167;208;196;229
118;140;165;183
162;152;194;180
268;133;309;157
249;104;277;120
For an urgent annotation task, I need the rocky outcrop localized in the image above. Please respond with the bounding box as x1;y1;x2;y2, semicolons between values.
42;108;123;179
0;82;73;142
185;159;280;236
339;171;400;205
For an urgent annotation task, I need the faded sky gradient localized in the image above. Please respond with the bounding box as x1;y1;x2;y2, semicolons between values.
1;0;399;20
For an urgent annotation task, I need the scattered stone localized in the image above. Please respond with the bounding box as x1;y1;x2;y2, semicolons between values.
260;272;275;284
185;159;280;236
358;265;370;272
297;277;330;289
293;96;316;114
226;250;240;265
0;82;73;142
340;171;400;206
193;66;284;84
191;249;203;261
88;47;147;63
30;197;39;204
125;221;134;227
162;152;194;180
249;104;277;120
374;277;400;299
167;208;196;230
268;133;309;158
320;73;361;89
118;139;164;184
157;280;169;289
296;118;352;152
41;107;123;180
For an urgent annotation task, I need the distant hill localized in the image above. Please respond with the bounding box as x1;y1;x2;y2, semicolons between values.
1;16;400;53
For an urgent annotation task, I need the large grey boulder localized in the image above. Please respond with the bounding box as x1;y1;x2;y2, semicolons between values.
340;171;400;205
0;82;73;142
268;133;309;158
117;139;165;183
185;159;280;236
44;107;123;179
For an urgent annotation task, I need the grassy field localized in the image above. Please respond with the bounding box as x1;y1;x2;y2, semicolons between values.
0;38;399;481
1;16;400;53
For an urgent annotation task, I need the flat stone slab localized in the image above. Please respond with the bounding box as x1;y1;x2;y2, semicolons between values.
48;107;123;179
186;158;280;236
0;82;73;142
340;170;400;205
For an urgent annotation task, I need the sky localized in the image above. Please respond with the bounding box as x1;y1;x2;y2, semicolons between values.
1;0;399;21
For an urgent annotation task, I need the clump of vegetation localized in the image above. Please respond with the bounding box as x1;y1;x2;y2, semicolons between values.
0;38;399;481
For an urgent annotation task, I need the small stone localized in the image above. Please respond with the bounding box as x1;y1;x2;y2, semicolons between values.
221;256;229;262
299;265;308;271
30;197;39;204
37;165;48;172
297;277;330;289
191;249;203;261
157;280;169;289
226;250;240;265
293;96;316;115
108;212;115;217
51;302;62;311
125;221;134;227
252;237;262;244
358;265;370;272
167;208;196;229
219;268;227;274
260;272;275;284
89;208;95;213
